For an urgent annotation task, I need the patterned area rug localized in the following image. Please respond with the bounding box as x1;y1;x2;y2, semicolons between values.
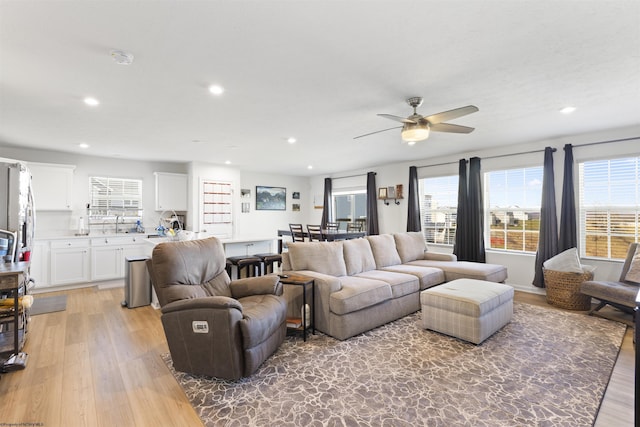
163;303;626;427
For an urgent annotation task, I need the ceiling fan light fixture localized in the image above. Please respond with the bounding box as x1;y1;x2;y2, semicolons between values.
401;123;430;142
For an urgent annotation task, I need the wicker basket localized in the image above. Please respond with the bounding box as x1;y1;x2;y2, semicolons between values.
543;268;594;310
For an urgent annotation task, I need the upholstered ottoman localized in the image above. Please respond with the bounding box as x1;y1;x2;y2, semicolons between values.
420;279;514;344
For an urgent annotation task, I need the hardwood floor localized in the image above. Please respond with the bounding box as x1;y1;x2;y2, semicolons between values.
0;287;633;426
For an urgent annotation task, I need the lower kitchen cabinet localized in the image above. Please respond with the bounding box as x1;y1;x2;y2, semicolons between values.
90;236;147;281
33;236;147;288
29;240;50;288
50;239;90;286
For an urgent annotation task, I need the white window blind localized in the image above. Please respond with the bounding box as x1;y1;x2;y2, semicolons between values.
89;176;143;215
486;166;543;252
420;175;458;245
579;156;640;259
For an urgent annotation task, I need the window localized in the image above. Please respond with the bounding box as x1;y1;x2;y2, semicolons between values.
420;175;458;245
333;190;367;231
579;156;640;260
89;176;143;214
486;167;543;252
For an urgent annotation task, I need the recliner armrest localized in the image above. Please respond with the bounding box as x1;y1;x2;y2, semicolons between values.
161;295;242;314
424;251;457;262
230;275;282;298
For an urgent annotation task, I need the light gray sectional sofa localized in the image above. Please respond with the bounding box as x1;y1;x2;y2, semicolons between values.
281;232;507;340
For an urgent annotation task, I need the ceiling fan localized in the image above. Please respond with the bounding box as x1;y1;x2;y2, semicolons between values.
354;97;479;145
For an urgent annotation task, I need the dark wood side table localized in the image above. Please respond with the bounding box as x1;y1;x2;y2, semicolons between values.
279;274;315;341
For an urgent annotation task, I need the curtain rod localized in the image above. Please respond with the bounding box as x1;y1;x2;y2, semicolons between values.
572;136;640;148
482;147;556;161
332;172;373;180
416;160;466;169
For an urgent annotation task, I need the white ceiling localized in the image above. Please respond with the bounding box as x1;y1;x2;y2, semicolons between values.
1;1;639;176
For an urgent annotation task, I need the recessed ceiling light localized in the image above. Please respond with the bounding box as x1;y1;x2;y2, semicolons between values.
84;97;99;106
560;106;576;114
209;85;225;95
288;137;297;144
78;143;90;149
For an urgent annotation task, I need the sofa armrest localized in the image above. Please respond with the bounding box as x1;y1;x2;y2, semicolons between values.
230;275;282;298
424;251;457;262
161;295;242;314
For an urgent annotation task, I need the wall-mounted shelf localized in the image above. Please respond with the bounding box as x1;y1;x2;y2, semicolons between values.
378;184;404;206
380;197;403;206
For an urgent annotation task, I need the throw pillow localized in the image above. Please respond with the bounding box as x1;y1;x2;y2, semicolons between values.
366;234;402;268
543;248;583;273
624;246;640;284
287;241;347;277
393;232;426;263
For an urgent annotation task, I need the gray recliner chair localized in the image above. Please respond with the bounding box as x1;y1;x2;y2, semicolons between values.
580;243;640;325
147;237;287;380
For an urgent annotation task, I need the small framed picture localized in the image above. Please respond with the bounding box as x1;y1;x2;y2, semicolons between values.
378;187;387;199
387;186;396;199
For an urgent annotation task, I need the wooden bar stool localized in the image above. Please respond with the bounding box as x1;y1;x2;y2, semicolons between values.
253;253;283;275
226;255;262;279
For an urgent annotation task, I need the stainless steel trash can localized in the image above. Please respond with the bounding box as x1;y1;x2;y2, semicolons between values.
124;256;151;308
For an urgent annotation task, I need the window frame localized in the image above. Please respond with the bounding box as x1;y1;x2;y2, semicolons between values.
578;155;640;261
484;165;544;254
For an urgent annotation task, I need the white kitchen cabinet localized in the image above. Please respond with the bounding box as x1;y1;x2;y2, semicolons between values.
155;172;188;211
50;239;90;285
28;162;75;211
90;236;146;281
30;240;50;288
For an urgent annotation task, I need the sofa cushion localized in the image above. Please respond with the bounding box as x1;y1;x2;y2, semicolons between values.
367;234;402;268
287;241;347;277
329;276;392;315
408;260;508;283
355;270;419;298
394;232;427;263
382;265;445;290
343;238;377;275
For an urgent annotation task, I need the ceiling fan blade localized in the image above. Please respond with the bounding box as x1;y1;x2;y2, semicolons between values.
354;126;403;139
424;105;478;125
430;123;475;134
377;114;416;124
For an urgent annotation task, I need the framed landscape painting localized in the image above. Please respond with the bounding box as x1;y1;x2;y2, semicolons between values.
256;186;286;210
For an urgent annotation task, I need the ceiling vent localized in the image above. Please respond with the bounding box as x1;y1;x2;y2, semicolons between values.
110;50;134;65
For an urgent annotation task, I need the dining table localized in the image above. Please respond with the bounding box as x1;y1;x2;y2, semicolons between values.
277;229;366;253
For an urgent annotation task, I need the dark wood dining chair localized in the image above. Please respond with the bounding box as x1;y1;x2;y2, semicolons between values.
289;223;306;242
347;222;362;232
307;224;324;241
325;222;339;233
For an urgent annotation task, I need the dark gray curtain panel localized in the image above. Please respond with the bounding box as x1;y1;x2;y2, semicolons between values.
407;166;421;232
453;159;468;259
533;147;559;287
321;177;332;229
558;144;577;252
366;172;379;235
467;157;486;262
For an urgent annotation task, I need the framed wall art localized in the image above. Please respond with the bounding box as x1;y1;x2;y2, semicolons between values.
256;186;286;210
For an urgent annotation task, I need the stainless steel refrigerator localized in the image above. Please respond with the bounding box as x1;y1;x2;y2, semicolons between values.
0;158;36;264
